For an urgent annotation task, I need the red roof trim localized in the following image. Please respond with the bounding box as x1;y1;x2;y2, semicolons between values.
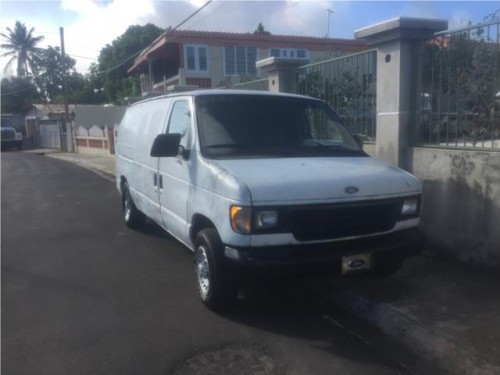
162;29;365;45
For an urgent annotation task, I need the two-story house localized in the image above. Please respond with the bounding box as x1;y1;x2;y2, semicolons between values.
127;29;367;96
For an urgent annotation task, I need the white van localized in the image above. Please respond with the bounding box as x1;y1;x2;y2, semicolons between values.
116;90;423;310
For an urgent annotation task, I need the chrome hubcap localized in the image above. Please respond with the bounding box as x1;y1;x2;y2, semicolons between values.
196;246;210;298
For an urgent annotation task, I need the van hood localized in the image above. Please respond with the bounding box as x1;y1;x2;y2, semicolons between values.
214;157;421;204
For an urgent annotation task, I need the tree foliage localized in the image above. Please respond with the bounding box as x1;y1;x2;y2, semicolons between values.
34;46;80;102
253;23;271;36
1;77;41;113
97;23;163;103
70;62;107;104
0;21;44;77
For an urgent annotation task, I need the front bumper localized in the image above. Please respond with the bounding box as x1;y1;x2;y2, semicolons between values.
224;228;424;270
1;140;22;149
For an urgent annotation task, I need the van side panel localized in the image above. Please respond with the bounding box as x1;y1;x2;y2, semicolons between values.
116;99;171;225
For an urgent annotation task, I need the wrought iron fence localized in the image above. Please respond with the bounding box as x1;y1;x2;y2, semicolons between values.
419;17;500;149
295;50;377;142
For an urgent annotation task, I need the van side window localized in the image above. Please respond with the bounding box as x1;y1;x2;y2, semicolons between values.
167;100;191;149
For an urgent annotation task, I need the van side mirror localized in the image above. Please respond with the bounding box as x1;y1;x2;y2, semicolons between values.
150;133;181;157
353;134;364;149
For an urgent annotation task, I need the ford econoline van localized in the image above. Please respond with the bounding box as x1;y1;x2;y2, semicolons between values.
116;90;423;310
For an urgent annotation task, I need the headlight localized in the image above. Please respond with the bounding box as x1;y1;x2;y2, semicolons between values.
401;198;418;216
255;210;278;229
230;206;251;234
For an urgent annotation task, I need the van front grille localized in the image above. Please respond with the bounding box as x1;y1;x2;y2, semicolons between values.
289;199;402;241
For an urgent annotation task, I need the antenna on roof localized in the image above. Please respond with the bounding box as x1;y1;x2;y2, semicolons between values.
326;8;334;38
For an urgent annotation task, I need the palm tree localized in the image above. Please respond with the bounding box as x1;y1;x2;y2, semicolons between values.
1;21;44;77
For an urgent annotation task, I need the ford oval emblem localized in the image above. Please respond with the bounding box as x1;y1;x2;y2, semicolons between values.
348;259;366;269
345;186;359;194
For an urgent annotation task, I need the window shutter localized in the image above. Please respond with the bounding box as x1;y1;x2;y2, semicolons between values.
247;47;257;74
224;46;236;74
186;46;195;70
270;48;280;57
236;46;246;75
198;47;208;71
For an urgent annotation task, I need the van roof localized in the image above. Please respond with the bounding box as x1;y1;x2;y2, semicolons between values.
128;89;318;107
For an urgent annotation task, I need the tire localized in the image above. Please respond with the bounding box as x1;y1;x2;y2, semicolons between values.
370;259;403;278
122;182;146;229
194;228;238;310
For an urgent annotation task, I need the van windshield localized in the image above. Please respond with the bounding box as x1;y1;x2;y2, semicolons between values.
195;95;366;159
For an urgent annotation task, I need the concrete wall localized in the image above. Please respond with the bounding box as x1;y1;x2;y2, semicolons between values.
74;125;115;155
74;106;125;129
409;148;500;266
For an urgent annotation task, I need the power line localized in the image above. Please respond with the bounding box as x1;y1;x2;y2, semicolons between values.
1;86;35;96
1;0;215;93
92;0;213;77
184;1;228;29
68;54;97;60
171;0;213;31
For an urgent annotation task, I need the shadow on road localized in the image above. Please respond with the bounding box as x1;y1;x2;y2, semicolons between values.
220;278;403;367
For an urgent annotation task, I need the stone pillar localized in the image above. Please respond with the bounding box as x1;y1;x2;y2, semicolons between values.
256;57;307;94
355;18;447;168
178;68;186;86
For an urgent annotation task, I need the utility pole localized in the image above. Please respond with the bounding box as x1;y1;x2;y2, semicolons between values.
59;27;74;152
326;8;334;38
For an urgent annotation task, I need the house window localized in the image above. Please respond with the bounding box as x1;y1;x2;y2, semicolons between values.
224;46;257;75
270;48;280;57
184;44;209;73
269;48;309;60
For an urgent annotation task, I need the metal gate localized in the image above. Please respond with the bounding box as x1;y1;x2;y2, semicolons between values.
418;17;500;149
39;122;61;149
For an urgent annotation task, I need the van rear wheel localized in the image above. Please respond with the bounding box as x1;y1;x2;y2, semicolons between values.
122;182;146;229
194;229;237;310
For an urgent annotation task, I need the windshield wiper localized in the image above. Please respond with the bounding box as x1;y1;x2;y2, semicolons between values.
205;143;244;149
299;141;361;153
205;144;296;155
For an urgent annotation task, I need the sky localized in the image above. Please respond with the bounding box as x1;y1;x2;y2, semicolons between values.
0;0;499;75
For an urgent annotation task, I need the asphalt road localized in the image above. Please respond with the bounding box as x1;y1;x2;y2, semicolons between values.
2;151;413;375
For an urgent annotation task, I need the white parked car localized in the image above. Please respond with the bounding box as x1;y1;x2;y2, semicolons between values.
116;90;423;310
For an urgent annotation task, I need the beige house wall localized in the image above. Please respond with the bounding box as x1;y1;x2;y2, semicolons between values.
184;44;338;88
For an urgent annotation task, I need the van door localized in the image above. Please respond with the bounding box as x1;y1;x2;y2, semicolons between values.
134;100;170;225
158;99;192;243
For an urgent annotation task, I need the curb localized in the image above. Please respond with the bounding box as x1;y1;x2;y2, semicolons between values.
303;278;500;375
45;153;116;182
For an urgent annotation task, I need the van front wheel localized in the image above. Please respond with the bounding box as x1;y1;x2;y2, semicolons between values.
194;229;237;310
122;183;146;229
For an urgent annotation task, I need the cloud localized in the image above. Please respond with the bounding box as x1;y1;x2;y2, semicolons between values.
1;0;497;77
62;0;156;71
449;9;472;30
60;0;101;15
